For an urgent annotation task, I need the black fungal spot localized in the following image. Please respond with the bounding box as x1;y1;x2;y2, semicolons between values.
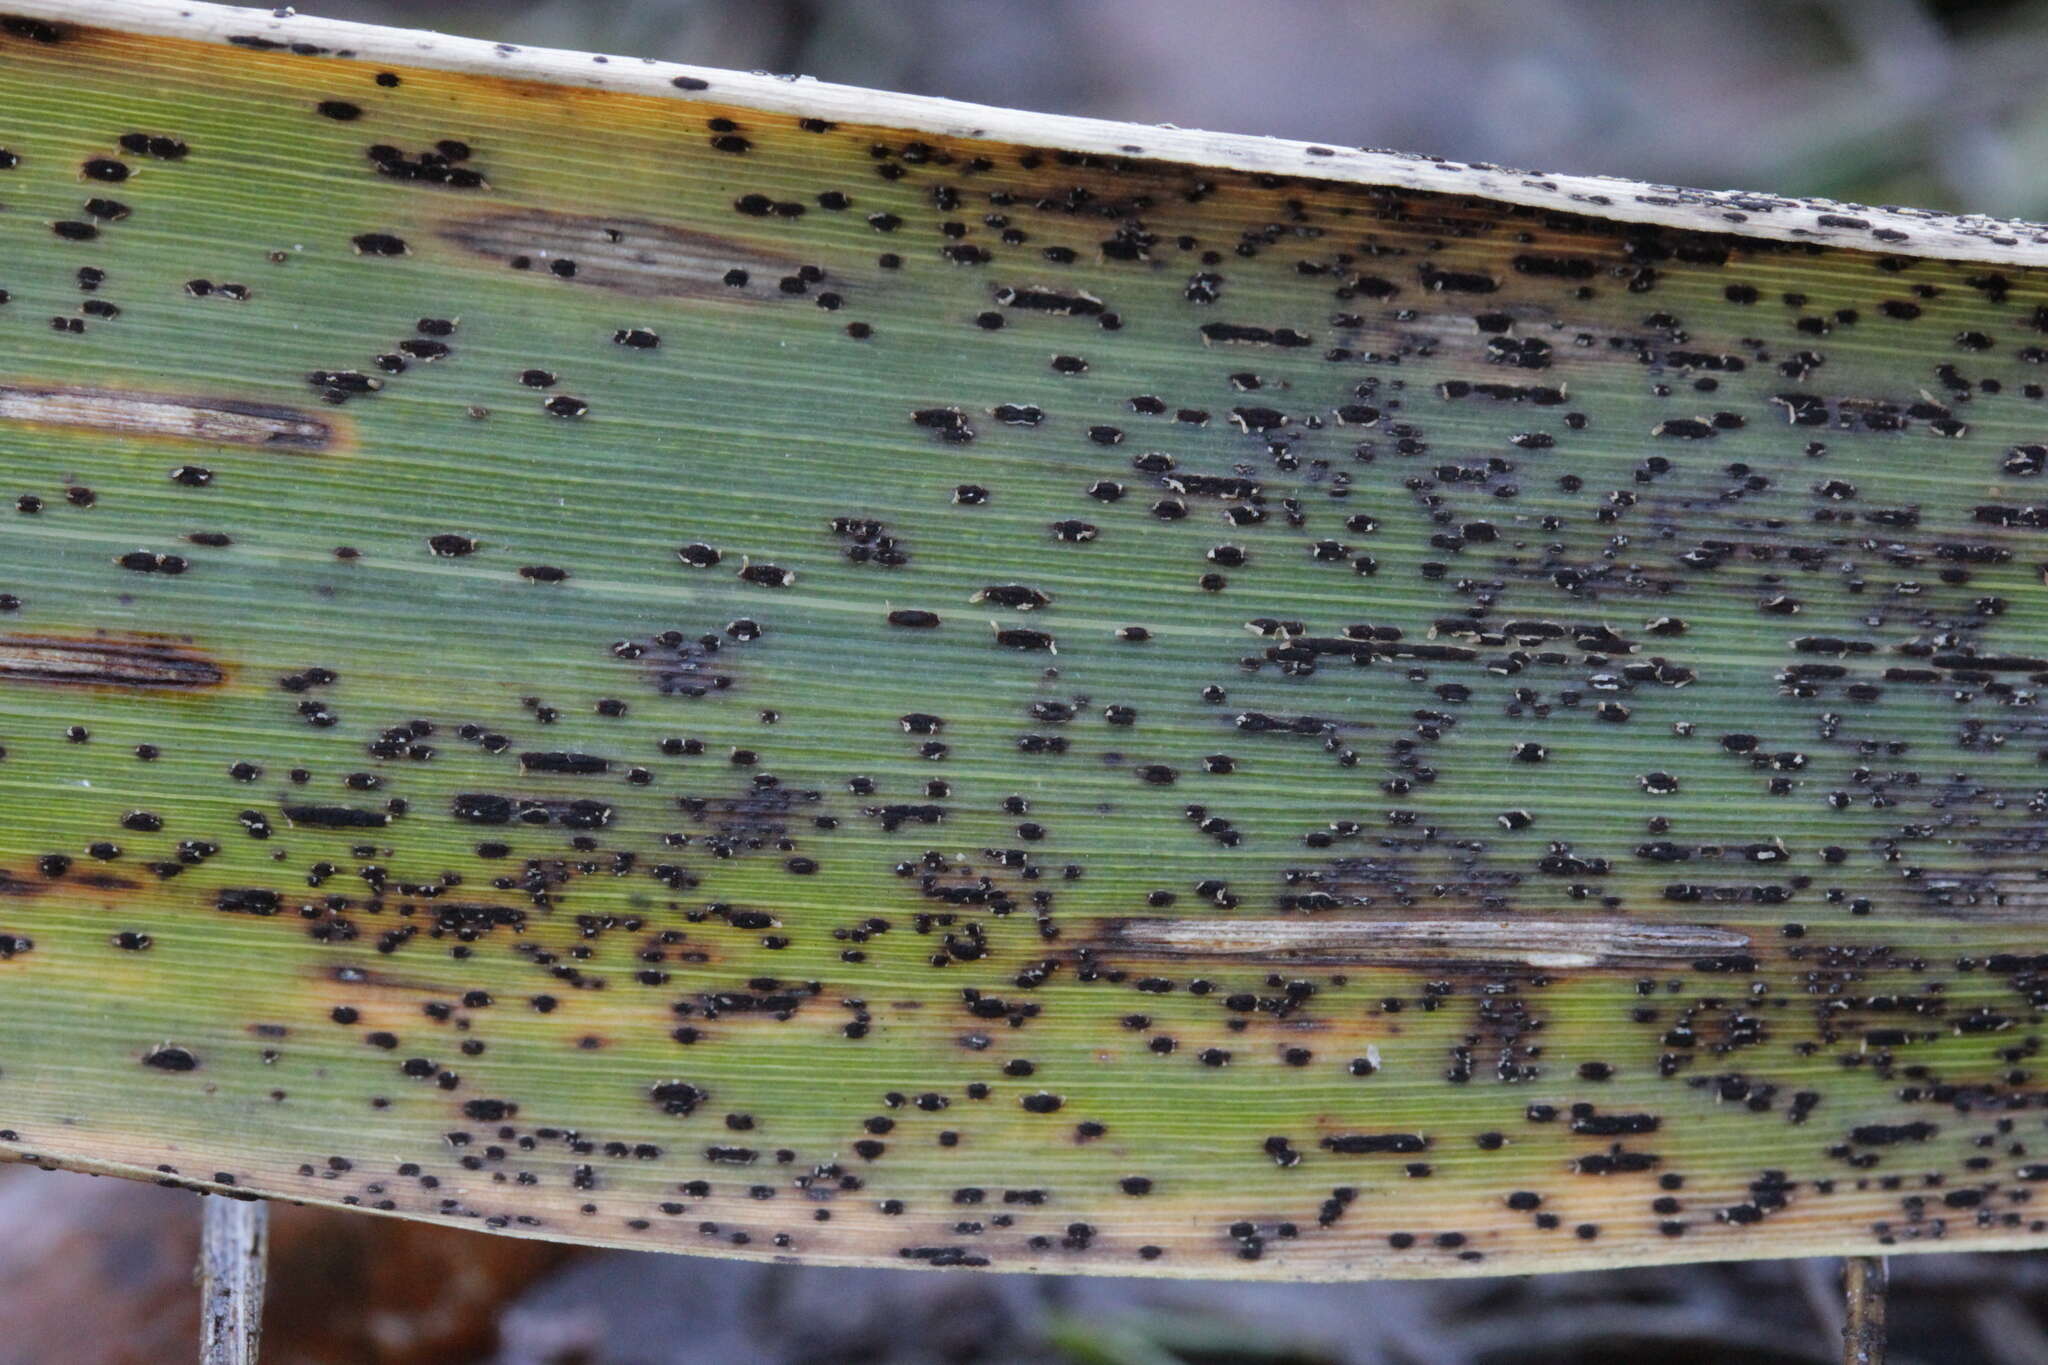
281;805;388;830
521;752;611;775
650;1080;708;1116
912;408;974;443
1321;1134;1429;1155
0;16;65;42
351;232;409;256
1418;265;1497;293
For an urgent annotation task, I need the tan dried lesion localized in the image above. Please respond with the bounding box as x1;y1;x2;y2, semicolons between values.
435;207;805;298
0;634;224;689
1099;917;1752;970
0;382;338;449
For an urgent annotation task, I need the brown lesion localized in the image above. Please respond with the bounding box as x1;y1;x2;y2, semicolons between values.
0;633;225;689
0;857;142;910
66;871;141;892
435;207;810;299
0;382;342;450
18;864;143;900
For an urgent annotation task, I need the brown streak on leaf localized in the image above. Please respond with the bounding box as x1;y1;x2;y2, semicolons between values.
70;872;140;892
0;382;342;450
0;634;225;690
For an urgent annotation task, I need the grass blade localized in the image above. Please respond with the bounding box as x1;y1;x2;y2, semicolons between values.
0;0;2046;1282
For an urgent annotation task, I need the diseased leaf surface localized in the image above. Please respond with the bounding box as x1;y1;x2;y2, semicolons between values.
1;6;2048;1280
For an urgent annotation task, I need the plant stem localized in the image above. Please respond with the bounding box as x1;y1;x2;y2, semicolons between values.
1842;1255;1888;1365
198;1197;267;1365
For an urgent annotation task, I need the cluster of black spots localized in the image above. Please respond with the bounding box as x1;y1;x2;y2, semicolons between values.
912;407;974;443
994;286;1105;317
829;517;908;567
451;794;613;830
732;192;805;219
623;624;758;698
365;140;486;189
706;118;751;155
282;804;388;831
312;317;459;402
305;367;382;404
115;550;188;575
1651;413;1745;440
184;278;253;300
1199;322;1311;348
114;131;187;162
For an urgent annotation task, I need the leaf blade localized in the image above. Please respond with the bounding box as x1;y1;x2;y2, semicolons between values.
0;0;2044;1281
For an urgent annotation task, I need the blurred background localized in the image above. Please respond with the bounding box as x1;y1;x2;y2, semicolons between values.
14;1;2048;1362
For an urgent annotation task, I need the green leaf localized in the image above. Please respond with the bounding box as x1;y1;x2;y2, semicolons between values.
2;0;2047;1281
